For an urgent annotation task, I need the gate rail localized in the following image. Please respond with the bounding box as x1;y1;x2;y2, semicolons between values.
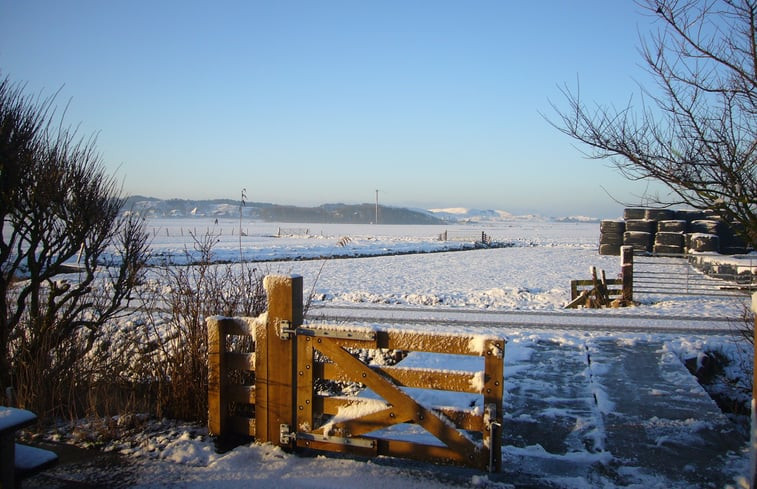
208;275;505;472
633;253;755;298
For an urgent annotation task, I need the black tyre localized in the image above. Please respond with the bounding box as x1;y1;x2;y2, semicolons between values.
653;244;684;255
688;233;719;252
599;243;621;256
625;219;655;233
600;220;625;234
689;220;721;234
624;231;652;252
654;232;684;247
623;208;647;220
657;220;686;233
675;209;707;222
645;209;675;221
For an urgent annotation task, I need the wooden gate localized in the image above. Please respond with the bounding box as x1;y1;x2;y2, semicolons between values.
208;275;505;472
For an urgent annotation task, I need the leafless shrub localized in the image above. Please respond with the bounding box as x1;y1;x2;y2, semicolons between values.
0;76;149;419
139;231;267;422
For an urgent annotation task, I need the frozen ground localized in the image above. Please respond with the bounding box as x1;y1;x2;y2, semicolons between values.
29;218;756;488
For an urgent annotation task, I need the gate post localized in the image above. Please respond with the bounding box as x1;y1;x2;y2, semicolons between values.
621;245;633;303
256;275;303;448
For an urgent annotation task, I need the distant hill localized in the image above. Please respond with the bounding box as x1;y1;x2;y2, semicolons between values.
121;197;600;224
121;197;444;225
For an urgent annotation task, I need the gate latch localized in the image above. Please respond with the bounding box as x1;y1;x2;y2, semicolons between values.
278;320;296;340
280;424;296;445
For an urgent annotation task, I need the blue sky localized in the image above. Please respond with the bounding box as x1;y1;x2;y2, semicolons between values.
0;1;669;218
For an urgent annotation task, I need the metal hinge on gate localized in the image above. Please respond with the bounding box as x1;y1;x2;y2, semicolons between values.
297;432;376;449
277;320;296;340
280;424;296;445
484;404;502;473
296;327;376;341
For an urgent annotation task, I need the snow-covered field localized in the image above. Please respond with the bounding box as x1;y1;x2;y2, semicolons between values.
36;217;756;488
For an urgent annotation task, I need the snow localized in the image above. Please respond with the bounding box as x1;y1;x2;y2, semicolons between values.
0;407;37;432
36;217;757;488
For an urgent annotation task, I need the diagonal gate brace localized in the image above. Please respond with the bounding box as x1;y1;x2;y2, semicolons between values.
313;337;482;461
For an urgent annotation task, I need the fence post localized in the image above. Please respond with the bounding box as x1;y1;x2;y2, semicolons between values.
621;245;634;303
483;339;504;472
207;317;226;436
257;275;303;448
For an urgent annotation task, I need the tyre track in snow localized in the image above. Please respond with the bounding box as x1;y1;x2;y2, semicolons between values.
306;303;740;335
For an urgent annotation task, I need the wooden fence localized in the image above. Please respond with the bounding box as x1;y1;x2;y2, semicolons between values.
208;275;505;472
568;246;633;308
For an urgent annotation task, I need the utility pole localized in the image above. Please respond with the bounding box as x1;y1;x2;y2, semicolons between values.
375;189;379;224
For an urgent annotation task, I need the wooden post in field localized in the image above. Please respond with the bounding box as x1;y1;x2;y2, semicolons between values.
621;245;634;303
256;275;303;448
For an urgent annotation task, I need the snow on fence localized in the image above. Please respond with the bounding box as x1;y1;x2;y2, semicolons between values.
276;227;310;237
438;230;492;245
207;275;505;472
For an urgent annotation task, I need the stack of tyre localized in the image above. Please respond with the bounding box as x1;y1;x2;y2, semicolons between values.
685;213;721;253
598;220;625;255
620;208;656;253
598;208;751;255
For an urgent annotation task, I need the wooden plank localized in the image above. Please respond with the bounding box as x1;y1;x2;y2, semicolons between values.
254;309;269;442
227;384;256;404
316;396;481;430
324;407;411;437
438;407;483;431
226;352;255;371
483;338;504;472
565;289;590;309
296;335;314;433
298;436;484;468
377;438;484;469
572;279;623;286
207;318;226;436
320;362;481;393
314;338;481;461
213;317;254;337
263;275;302;448
382;331;484;355
228;416;256;437
296;437;378;458
621;245;634;302
304;326;499;355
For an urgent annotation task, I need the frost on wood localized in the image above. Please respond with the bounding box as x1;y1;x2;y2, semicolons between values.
321;398;389;436
467;335;504;357
470;371;485;392
206;315;265;338
263;274;302;293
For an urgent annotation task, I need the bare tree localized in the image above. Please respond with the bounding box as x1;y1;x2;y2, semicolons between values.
0;76;149;417
550;0;757;247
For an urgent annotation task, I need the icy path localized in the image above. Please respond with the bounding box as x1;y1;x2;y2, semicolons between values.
496;333;747;488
